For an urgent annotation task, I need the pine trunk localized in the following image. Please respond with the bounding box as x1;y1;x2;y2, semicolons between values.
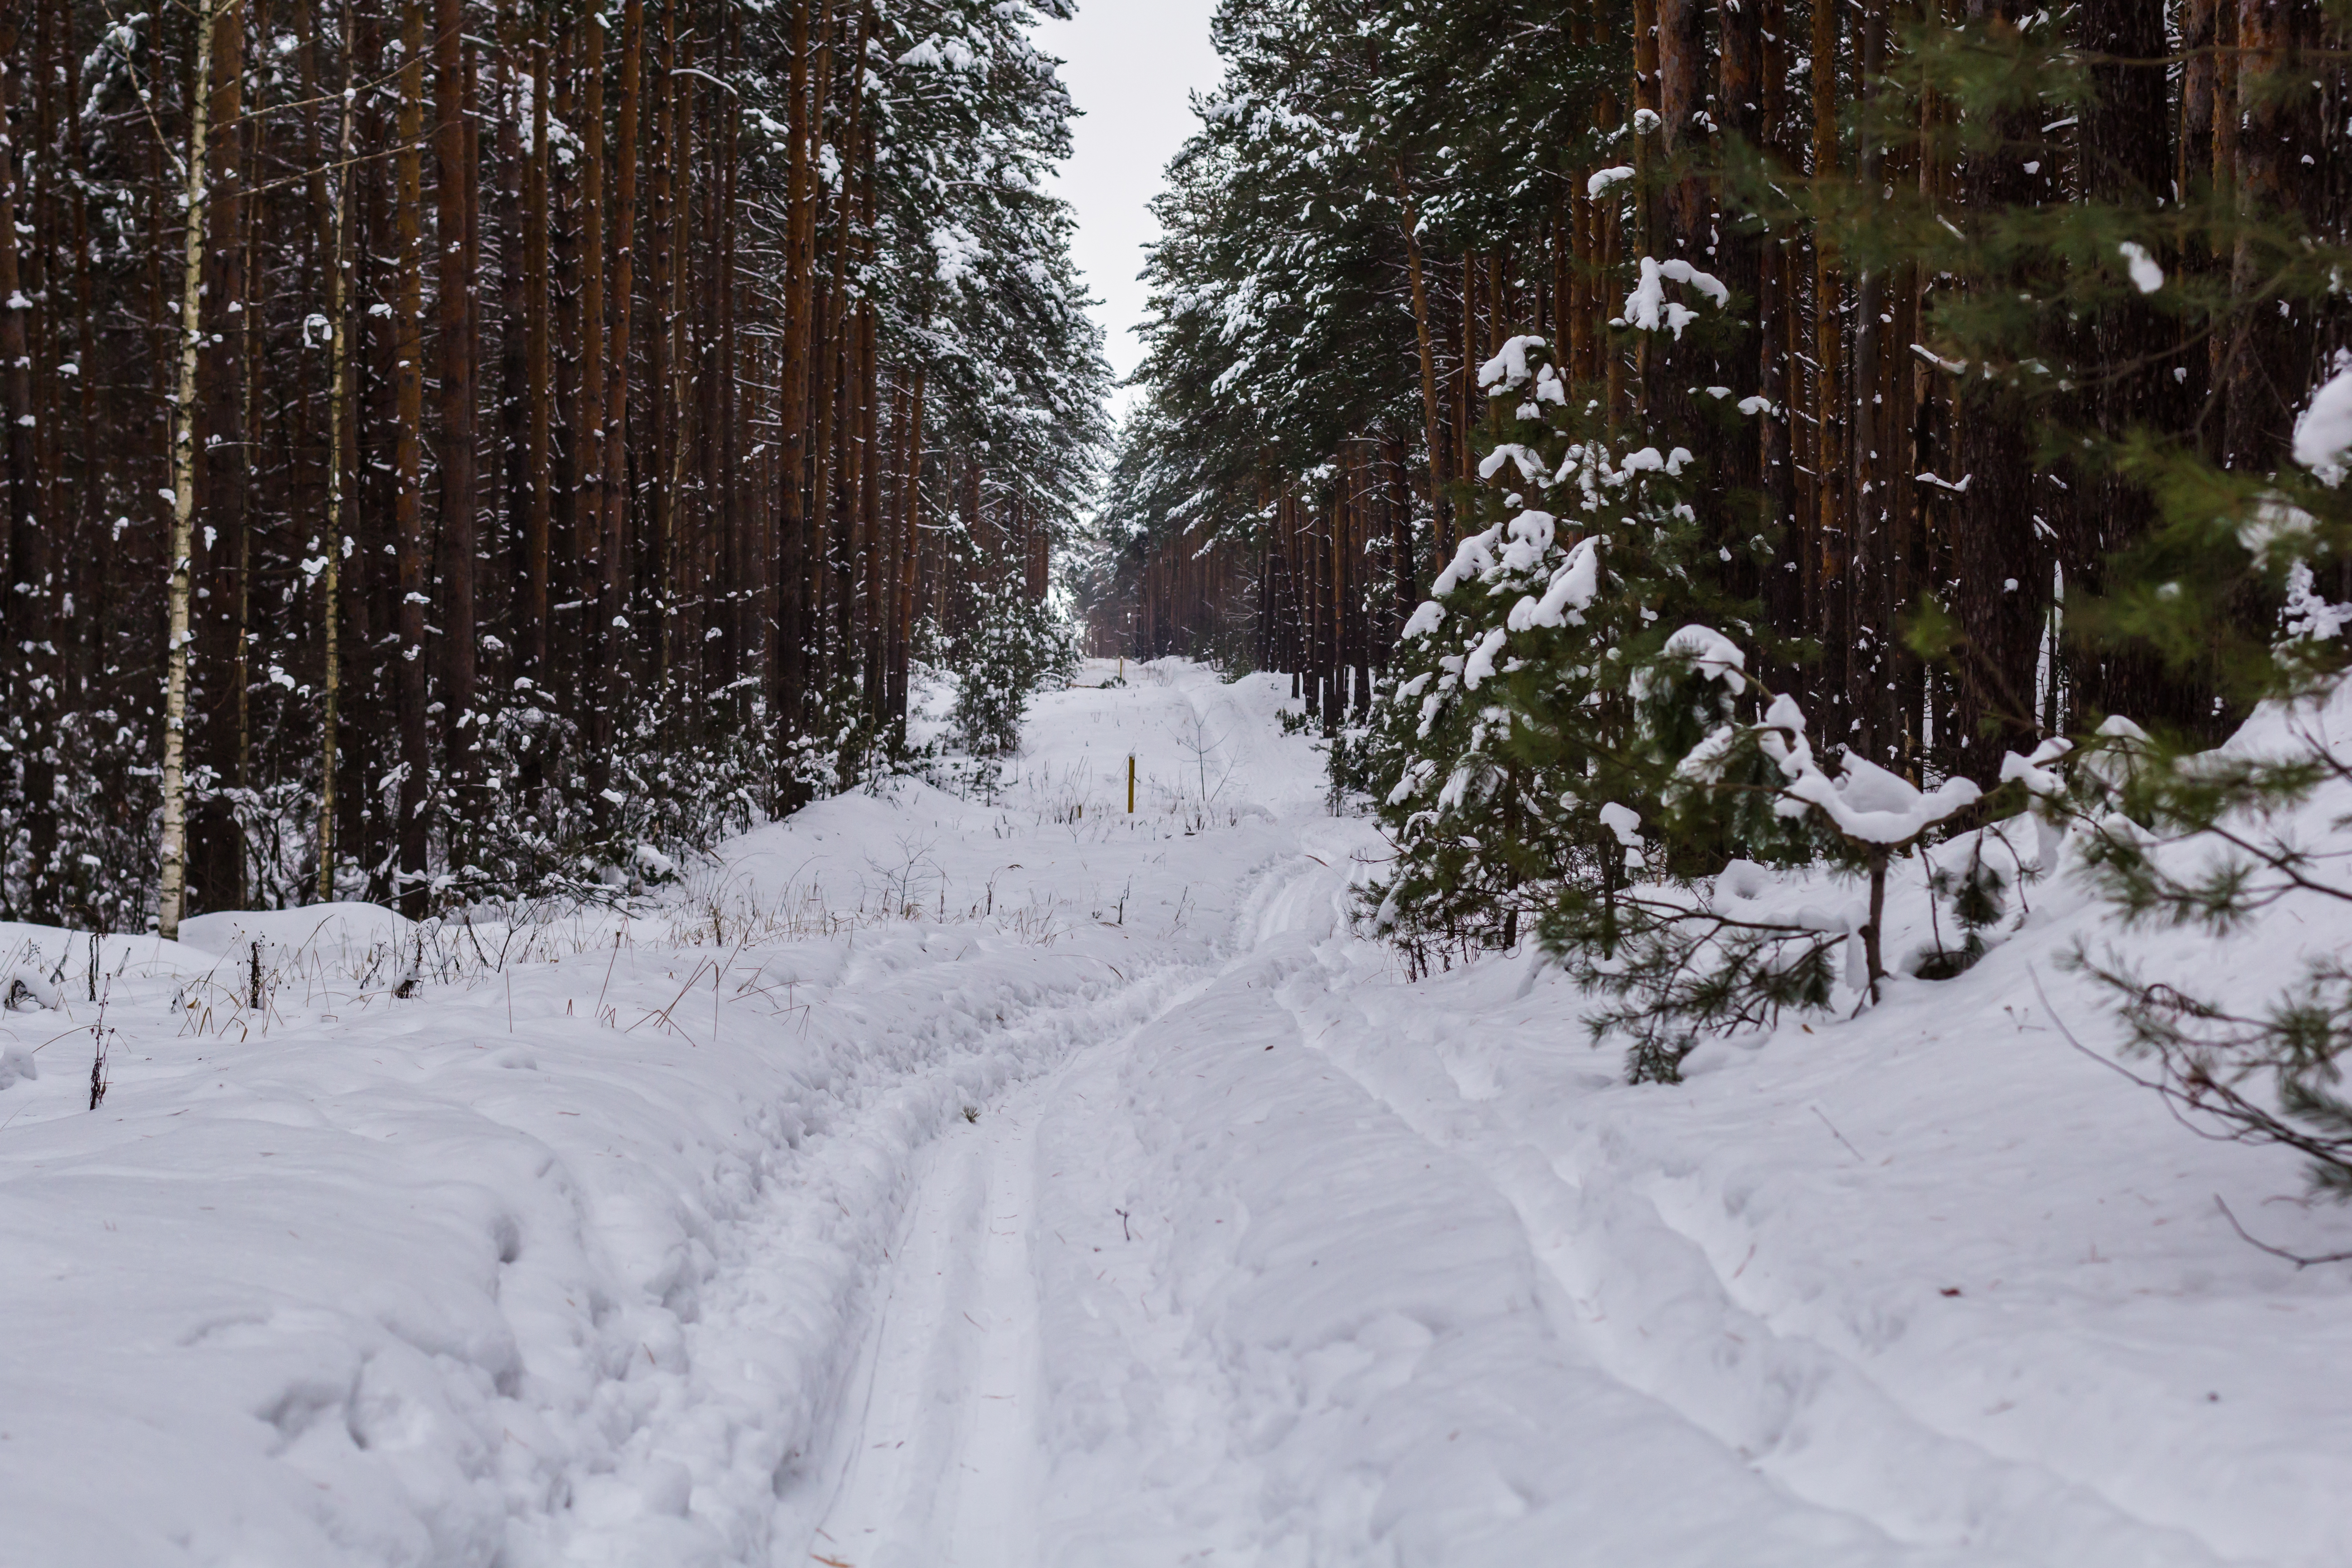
394;0;431;917
190;0;248;914
602;0;642;766
435;0;477;814
774;0;816;768
1949;0;2049;777
318;40;357;903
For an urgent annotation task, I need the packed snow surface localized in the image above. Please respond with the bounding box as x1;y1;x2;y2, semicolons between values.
4;661;2351;1565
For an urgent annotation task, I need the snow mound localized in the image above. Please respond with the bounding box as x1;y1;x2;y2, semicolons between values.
175;902;416;961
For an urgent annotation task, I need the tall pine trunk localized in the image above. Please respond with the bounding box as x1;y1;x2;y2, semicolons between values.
190;0;248;914
1949;0;2049;777
600;0;642;793
774;0;816;778
434;0;477;816
318;26;356;903
393;0;431;918
0;0;52;920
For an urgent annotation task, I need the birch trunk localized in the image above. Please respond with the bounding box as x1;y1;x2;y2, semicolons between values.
158;0;223;941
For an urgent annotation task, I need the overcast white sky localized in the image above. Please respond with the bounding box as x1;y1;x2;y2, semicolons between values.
1031;1;1225;420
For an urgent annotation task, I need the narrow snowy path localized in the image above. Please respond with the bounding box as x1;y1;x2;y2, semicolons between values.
759;668;2289;1565
787;862;1955;1567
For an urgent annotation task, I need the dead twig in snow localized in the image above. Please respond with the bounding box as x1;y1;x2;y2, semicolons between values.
1810;1104;1866;1162
2212;1196;2352;1269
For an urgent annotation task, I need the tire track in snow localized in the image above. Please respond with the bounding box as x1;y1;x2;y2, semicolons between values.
782;951;1230;1568
1019;929;1958;1565
785;843;1343;1568
517;930;1206;1568
1278;953;2228;1567
805;1085;1049;1568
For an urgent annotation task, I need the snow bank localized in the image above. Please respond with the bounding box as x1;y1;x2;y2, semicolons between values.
176;901;416;960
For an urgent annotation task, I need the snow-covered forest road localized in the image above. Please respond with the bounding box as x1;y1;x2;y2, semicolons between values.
3;662;2349;1567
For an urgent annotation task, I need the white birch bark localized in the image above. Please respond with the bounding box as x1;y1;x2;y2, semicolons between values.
158;0;220;941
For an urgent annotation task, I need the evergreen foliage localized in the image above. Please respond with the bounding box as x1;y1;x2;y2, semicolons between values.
952;588;1081;757
1348;332;1755;970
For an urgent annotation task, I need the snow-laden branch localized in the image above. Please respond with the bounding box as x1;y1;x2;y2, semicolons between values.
1619;257;1729;340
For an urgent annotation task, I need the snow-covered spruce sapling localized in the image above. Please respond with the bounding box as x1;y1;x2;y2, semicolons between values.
1357;332;1759;970
954;589;1080;758
1561;875;1852;1084
1672;647;1986;1001
2035;676;2352;1199
1918;835;2014;980
2038;710;2352;1197
1564;631;1996;1082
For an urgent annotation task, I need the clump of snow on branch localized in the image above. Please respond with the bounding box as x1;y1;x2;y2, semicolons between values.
1462;627;1510;690
1648;624;1747;696
1476;335;1545;391
2293;353;2352;487
2242;360;2352;640
1508;537;1602;632
1619;257;1729;339
2116;241;2165;295
1667;633;1984;848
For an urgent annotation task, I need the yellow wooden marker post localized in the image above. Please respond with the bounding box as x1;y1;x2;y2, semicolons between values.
1127;754;1136;813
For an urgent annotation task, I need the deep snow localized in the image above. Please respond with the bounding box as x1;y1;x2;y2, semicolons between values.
2;660;2349;1567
